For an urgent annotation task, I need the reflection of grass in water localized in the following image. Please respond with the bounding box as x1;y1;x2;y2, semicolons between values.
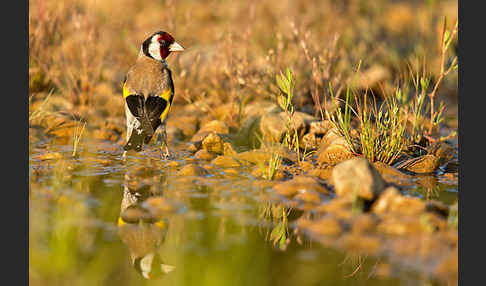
269;206;291;251
72;119;86;158
425;186;440;200
412;185;441;201
258;201;291;250
340;254;367;278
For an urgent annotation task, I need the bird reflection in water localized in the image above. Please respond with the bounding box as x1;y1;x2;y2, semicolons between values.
117;169;175;279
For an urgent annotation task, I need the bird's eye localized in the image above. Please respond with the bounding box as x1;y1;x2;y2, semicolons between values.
159;40;169;48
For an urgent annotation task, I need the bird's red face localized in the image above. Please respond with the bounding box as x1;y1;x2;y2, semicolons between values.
143;31;184;61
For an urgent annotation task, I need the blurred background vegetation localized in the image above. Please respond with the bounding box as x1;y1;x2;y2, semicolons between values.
29;0;457;128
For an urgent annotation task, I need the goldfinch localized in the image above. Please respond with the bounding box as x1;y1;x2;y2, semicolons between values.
122;31;184;158
117;173;175;279
118;193;175;279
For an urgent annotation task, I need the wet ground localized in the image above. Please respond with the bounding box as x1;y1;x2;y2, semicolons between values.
29;135;457;286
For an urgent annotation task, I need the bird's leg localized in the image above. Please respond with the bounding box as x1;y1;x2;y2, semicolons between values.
157;123;170;159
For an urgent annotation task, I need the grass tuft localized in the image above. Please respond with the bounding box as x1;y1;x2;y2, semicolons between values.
72;119;86;158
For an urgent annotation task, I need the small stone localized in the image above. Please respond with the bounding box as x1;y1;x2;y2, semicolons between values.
307;216;342;236
377;216;424;235
373;161;413;186
223;142;237;156
273;176;329;197
34;152;63;161
167;161;180;168
260;111;316;143
426;141;456;167
308;167;333;180
272;170;286;180
395;154;441;174
301;120;333;150
351;214;378;234
203;164;214;170
190;131;210;143
316;128;354;165
202;132;224;154
252;180;277;190
372;187;427;216
388;196;426;217
301;133;321;150
299;161;314;172
294;189;321;204
223;168;240;177
194;149;216;161
191;120;229;142
188;142;201;153
177;164;208;176
235;146;296;166
317;197;354;220
211;156;240;168
309;120;332;135
371;187;402;214
331;157;387;201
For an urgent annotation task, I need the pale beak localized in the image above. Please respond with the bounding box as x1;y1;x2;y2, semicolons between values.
168;41;184;52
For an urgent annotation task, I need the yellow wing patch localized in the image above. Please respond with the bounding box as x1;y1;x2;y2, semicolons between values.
122;82;131;98
159;89;172;101
159;89;173;122
160;101;171;122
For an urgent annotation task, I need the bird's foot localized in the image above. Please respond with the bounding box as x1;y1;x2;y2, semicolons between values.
159;146;172;160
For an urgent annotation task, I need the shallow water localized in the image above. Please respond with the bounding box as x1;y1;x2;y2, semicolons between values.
29;137;455;286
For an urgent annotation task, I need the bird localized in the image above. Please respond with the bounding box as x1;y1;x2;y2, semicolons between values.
117;172;175;279
122;31;184;159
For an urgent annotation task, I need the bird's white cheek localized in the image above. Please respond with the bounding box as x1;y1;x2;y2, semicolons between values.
148;42;162;61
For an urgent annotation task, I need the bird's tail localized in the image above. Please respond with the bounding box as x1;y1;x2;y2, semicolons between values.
126;95;155;136
124;123;158;152
123;128;145;152
124;95;156;151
